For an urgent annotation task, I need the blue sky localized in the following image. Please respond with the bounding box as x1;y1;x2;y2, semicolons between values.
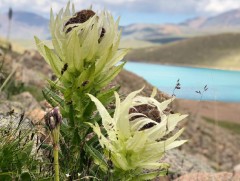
1;0;240;25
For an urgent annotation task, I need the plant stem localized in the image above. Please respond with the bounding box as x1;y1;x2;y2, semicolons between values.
53;146;59;181
0;67;16;92
53;127;60;181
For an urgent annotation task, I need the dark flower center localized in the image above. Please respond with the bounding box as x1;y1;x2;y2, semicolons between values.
129;104;161;130
65;10;96;33
64;9;106;43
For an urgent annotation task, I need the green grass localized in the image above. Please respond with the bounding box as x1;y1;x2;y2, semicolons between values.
3;80;44;102
125;33;240;69
203;116;240;134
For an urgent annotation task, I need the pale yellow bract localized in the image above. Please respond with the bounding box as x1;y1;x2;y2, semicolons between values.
34;2;128;89
87;88;188;172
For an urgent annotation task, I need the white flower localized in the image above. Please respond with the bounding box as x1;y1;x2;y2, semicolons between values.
87;88;188;173
35;2;128;89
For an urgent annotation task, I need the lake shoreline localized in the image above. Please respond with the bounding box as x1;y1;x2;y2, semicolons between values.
125;62;240;102
128;60;240;71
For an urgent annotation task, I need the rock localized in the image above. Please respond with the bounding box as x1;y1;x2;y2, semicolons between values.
0;100;24;114
11;92;40;111
27;108;45;124
0;113;33;130
234;164;240;173
161;149;214;180
175;109;240;171
12;50;51;87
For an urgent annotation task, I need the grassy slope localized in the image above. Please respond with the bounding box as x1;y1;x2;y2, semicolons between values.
119;38;159;49
125;33;240;70
203;116;240;134
0;37;28;54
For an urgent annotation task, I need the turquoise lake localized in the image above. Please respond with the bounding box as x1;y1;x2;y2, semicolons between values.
124;62;240;102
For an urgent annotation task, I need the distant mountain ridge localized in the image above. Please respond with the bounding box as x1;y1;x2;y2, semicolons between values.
123;8;240;42
201;9;240;28
13;11;49;27
0;11;49;40
1;8;240;40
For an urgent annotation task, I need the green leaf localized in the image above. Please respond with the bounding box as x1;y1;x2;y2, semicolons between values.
47;79;65;93
39;143;53;151
38;177;53;181
105;48;129;70
83;86;119;118
132;170;167;181
0;173;12;181
42;88;58;107
96;62;125;89
34;36;49;64
44;45;63;76
20;172;32;181
76;64;95;90
85;144;108;172
80;17;99;62
43;87;64;108
66;30;83;71
97;86;120;104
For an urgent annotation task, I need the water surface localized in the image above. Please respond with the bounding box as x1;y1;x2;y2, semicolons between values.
124;62;240;102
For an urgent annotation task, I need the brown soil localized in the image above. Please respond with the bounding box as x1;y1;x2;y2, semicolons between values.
175;99;240;124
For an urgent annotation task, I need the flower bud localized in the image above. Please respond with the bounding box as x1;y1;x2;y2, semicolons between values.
45;107;62;131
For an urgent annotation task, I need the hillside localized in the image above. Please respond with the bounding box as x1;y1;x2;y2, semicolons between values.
125;33;240;70
0;11;49;40
1;50;240;179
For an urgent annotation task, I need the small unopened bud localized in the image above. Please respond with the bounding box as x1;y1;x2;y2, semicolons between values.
45;107;62;130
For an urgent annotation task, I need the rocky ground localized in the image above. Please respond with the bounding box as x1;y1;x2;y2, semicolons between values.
1;49;240;180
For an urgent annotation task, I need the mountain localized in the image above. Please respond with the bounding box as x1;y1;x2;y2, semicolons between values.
13;11;49;27
123;8;240;42
180;17;207;28
179;8;240;30
0;11;50;40
201;9;240;28
122;23;186;44
1;8;240;44
125;33;240;70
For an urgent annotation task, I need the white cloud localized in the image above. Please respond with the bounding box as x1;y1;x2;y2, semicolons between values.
1;0;240;17
203;0;240;13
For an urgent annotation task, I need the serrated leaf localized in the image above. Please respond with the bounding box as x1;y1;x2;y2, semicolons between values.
85;144;108;172
47;79;65;93
43;87;64;108
42;89;58;107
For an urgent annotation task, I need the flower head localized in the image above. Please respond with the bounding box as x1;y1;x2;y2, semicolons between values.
45;107;62;131
87;88;187;175
35;2;128;89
